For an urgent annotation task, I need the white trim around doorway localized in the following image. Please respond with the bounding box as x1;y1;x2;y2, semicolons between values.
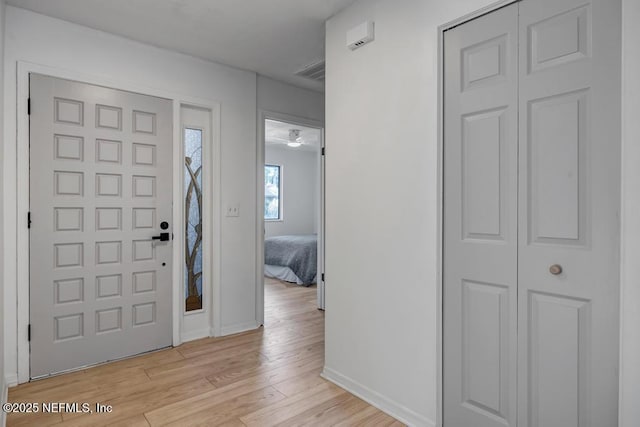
256;110;325;326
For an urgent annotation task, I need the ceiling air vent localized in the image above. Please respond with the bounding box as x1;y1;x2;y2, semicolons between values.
295;60;325;82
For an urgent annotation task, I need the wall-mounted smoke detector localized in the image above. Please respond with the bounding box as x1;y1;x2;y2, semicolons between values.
347;21;375;50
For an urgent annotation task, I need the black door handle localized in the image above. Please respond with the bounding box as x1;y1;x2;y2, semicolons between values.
152;232;170;241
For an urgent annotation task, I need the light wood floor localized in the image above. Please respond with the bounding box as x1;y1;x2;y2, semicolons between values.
7;278;403;426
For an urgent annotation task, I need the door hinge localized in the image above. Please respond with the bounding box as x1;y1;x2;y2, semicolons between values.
321;147;325;156
321;273;325;282
27;98;31;115
27;211;32;228
28;324;31;341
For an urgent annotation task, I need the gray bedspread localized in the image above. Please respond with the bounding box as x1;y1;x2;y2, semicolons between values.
265;234;317;285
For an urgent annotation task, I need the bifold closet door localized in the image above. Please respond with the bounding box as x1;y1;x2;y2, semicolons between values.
517;0;621;425
443;4;519;427
444;0;621;426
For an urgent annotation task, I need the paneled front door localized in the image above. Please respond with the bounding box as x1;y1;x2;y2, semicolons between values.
29;74;173;378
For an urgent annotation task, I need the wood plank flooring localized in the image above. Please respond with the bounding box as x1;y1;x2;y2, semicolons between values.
7;278;403;426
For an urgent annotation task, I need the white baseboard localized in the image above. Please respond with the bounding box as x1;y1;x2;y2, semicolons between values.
220;321;260;336
321;366;435;427
180;321;259;343
180;327;211;343
2;375;8;427
4;374;17;388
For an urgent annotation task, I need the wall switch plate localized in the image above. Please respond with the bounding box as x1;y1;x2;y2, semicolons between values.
225;205;240;217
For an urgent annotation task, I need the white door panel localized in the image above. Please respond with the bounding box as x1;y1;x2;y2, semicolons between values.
517;0;621;425
30;74;173;377
443;4;519;426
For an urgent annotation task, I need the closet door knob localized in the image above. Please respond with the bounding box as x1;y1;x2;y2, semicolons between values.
549;264;563;275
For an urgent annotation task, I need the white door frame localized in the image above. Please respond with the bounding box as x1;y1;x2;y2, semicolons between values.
179;104;222;341
256;110;325;325
15;60;221;383
437;1;633;426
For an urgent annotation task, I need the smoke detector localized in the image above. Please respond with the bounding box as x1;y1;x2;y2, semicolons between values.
347;21;375;50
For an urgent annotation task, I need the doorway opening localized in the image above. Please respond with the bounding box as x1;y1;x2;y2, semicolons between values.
258;113;325;324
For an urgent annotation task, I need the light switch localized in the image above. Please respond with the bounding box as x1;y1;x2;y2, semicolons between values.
225;205;239;217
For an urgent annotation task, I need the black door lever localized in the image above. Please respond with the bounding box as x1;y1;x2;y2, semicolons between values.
152;232;170;241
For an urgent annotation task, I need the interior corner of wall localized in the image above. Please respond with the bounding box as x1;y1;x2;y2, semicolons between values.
4;373;17;388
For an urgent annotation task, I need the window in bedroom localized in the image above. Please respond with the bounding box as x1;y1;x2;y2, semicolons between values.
265;164;281;220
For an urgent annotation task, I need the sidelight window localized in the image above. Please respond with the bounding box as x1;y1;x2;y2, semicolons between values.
184;128;203;312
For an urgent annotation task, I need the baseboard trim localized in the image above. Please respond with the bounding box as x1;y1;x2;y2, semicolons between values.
220;321;260;336
4;374;17;388
180;321;260;343
2;375;8;427
180;328;211;343
321;366;435;427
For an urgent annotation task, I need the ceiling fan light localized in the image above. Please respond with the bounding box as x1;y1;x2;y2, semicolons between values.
287;141;302;148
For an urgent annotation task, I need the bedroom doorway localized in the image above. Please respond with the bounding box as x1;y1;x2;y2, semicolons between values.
258;113;325;322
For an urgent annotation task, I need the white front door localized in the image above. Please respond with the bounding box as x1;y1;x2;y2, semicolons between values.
443;0;621;425
29;74;173;378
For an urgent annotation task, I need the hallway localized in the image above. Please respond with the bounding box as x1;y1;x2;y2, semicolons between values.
6;278;401;426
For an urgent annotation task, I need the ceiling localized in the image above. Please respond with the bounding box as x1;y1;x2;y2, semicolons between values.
7;0;358;92
266;119;321;152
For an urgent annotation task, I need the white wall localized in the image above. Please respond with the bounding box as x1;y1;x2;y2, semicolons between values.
0;0;6;420
323;0;517;425
256;75;324;241
620;0;640;425
257;75;324;123
326;1;639;427
2;6;258;383
265;146;319;238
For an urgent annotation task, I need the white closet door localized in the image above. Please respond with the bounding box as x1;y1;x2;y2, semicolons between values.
30;75;174;378
517;0;621;425
443;4;519;426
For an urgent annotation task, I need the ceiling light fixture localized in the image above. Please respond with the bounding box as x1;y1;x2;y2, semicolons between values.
287;129;302;147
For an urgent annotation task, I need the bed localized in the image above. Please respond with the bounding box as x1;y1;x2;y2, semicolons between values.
264;234;317;285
